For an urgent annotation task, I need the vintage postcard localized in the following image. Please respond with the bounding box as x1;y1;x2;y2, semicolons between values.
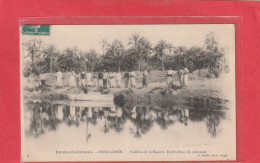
20;24;236;161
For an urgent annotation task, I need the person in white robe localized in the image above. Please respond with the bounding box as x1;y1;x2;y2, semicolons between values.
183;67;189;87
166;69;173;86
55;70;63;86
130;70;136;88
115;71;121;88
69;71;76;87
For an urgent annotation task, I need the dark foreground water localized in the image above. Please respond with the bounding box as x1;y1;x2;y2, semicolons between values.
22;95;236;161
23;94;231;139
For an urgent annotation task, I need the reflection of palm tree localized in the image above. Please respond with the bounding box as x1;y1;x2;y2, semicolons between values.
31;102;43;137
48;104;58;130
156;109;169;130
205;111;223;137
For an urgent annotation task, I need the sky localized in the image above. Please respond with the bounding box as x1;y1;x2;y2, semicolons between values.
20;24;235;55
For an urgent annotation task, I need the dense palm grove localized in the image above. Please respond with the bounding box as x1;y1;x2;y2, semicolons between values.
22;32;228;77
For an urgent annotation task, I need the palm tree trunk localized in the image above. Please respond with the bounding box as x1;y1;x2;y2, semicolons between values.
50;56;53;73
139;59;141;71
161;55;164;71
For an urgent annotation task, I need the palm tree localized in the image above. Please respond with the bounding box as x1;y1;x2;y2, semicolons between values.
86;49;99;72
101;39;107;56
154;40;172;71
140;38;153;65
106;39;125;72
128;33;147;71
42;44;58;73
24;39;43;75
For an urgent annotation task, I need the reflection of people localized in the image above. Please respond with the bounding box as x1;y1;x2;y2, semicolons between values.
116;107;123;118
142;69;148;87
56;105;63;120
181;109;189;126
130;70;136;88
183;67;189;87
131;107;137;119
55;70;63;86
69;105;76;121
87;107;93;118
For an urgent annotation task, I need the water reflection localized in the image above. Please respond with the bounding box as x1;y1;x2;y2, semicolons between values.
24;96;227;141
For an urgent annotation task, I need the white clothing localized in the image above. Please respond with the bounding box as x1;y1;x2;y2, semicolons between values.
130;71;136;77
111;106;116;112
115;73;121;81
81;79;86;86
103;72;108;79
130;77;136;87
56;71;63;86
184;109;189;118
115;72;121;87
183;68;189;86
56;105;63;120
87;108;93;118
166;76;172;85
86;73;92;85
70;106;76;117
98;79;103;87
116;107;123;117
69;72;76;87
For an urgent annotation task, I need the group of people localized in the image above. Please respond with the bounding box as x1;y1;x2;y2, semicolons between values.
166;67;189;87
54;67;189;89
55;69;149;89
95;71;122;89
123;69;149;88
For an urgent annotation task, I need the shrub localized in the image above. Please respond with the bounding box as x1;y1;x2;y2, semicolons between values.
206;73;215;79
212;68;220;78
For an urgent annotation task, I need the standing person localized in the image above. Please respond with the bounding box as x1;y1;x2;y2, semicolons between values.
98;71;103;88
130;70;136;88
93;72;98;88
80;71;86;87
171;69;176;85
166;68;173;86
103;70;108;89
178;68;184;86
76;73;80;87
183;67;189;87
69;71;76;87
124;71;130;88
55;69;63;87
110;72;116;88
142;69;148;87
115;71;121;88
107;72;111;88
108;72;112;88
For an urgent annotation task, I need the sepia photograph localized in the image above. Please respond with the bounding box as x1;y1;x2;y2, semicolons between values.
20;24;236;162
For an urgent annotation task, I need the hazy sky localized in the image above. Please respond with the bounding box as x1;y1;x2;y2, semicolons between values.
20;24;235;55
